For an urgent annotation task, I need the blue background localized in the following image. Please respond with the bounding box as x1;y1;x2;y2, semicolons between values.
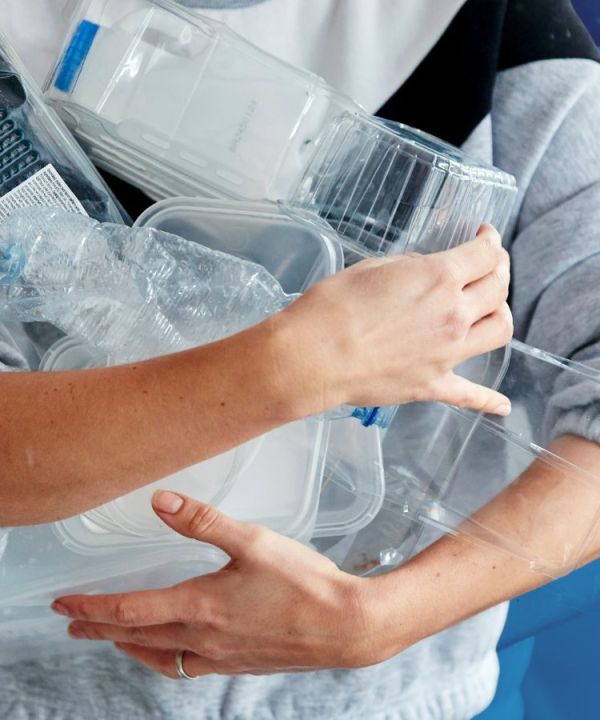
575;0;600;42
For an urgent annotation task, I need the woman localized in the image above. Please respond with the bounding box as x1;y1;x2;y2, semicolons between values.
4;0;600;719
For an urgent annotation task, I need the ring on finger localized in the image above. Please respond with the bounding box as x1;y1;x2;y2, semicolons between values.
175;649;198;681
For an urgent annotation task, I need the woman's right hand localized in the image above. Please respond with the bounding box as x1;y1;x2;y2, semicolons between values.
278;224;512;415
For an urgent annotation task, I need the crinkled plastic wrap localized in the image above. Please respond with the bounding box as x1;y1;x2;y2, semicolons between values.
0;208;293;364
0;207;390;430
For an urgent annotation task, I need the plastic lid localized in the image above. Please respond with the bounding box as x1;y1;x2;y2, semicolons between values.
39;336;107;371
135;198;344;294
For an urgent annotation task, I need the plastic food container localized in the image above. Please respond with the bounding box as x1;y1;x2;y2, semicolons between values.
0;198;387;663
45;0;360;203
45;0;516;263
291;115;518;260
134;198;387;542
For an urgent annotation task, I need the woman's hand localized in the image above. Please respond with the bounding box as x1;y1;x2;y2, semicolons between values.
280;224;512;415
52;492;397;677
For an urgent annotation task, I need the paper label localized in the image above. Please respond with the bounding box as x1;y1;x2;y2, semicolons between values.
0;164;88;221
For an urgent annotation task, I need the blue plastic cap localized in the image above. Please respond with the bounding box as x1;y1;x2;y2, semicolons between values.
54;20;100;94
0;242;27;284
352;405;398;429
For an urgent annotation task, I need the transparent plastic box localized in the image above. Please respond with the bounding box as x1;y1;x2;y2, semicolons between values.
331;341;600;580
134;198;388;541
44;0;517;263
291;115;518;260
0;199;386;663
45;0;361;203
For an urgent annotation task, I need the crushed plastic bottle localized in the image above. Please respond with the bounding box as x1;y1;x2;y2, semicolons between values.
0;208;294;363
0;208;390;426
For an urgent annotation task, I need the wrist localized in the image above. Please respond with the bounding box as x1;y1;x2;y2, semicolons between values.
259;306;344;419
330;574;415;668
351;571;429;665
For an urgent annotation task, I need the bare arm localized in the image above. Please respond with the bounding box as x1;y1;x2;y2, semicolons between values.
369;435;600;660
1;228;512;526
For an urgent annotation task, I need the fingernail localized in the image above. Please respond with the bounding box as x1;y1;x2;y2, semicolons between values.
68;623;87;640
51;601;72;618
493;402;512;416
153;491;184;515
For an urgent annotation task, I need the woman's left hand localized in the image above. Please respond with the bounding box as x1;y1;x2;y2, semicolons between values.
52;491;400;678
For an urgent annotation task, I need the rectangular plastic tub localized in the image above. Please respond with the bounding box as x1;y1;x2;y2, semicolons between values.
134;198;387;541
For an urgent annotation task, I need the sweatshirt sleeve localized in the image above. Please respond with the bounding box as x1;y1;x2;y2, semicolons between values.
491;58;600;442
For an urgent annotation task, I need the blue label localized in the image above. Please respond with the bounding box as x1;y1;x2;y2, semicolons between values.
54;20;100;94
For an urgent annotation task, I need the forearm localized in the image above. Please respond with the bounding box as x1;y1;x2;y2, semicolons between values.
367;435;600;660
0;313;318;526
0;230;512;526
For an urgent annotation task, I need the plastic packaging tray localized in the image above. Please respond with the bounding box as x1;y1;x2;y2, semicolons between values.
330;341;600;579
45;0;360;203
45;0;516;264
0;25;125;223
291;115;518;260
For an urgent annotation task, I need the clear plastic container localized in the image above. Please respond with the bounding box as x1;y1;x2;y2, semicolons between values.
45;0;361;203
314;422;385;538
0;26;126;223
328;341;600;579
291;115;518;260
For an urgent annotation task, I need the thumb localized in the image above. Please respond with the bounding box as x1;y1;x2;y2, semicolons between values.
152;491;253;558
435;373;512;416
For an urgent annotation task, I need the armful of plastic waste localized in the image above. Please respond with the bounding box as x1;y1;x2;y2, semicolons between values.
0;209;511;525
52;435;600;676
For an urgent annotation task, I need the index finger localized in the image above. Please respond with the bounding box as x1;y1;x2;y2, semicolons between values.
441;225;504;286
51;585;192;627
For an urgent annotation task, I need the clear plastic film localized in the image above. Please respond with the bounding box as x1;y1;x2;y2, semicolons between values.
321;341;600;580
0;206;389;431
